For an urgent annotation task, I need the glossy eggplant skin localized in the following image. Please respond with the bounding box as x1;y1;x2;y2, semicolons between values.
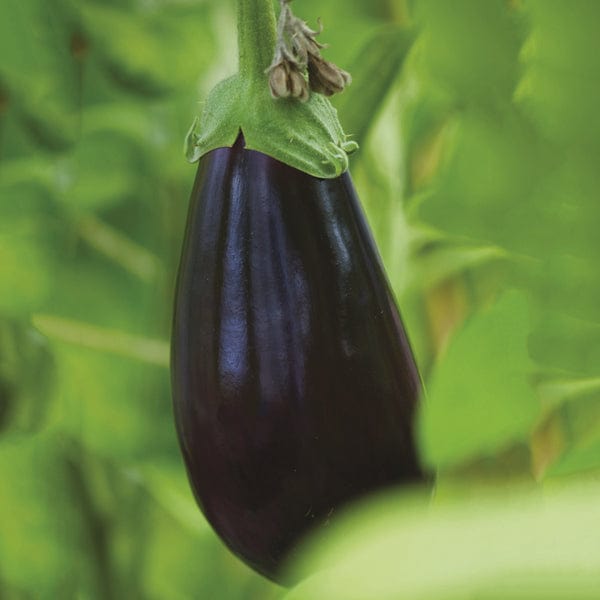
171;136;423;582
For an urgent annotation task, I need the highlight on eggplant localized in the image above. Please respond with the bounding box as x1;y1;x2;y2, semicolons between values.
171;134;425;582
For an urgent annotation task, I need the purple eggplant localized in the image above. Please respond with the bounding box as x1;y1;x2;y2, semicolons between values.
171;135;423;582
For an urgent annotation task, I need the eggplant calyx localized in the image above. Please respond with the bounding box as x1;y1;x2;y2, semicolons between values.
184;72;356;178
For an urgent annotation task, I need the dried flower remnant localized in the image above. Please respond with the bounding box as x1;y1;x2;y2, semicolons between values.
268;60;310;102
308;54;352;97
266;0;351;102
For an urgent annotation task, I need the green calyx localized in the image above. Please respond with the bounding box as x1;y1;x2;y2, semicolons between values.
185;0;357;179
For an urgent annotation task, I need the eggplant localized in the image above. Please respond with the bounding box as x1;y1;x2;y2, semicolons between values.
171;135;423;582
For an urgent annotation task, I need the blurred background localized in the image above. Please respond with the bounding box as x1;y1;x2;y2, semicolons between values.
1;0;599;598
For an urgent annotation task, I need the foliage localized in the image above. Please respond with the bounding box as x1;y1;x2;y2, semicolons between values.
0;0;598;598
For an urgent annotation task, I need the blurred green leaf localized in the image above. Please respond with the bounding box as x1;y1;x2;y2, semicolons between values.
80;2;216;97
546;390;600;479
415;0;524;107
548;438;600;479
0;435;94;598
0;0;79;149
406;236;507;291
284;483;600;600
64;131;146;210
518;0;600;146
415;111;548;257
48;342;172;462
139;473;279;600
336;26;415;146
530;312;600;378
419;292;538;470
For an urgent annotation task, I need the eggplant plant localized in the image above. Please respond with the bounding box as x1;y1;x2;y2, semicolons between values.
171;0;424;582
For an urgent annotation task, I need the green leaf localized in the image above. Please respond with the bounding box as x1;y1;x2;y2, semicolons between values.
523;255;600;326
64;130;146;210
335;26;416;146
40;338;171;461
419;292;538;470
517;0;600;146
406;235;508;291
415;111;548;258
80;2;216;97
0;0;78;150
529;311;600;378
538;376;600;413
0;436;92;597
133;462;280;600
415;0;524;107
548;438;600;479
546;391;600;479
284;483;600;599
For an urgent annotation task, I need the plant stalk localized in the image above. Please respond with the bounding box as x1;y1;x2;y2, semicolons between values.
237;0;277;79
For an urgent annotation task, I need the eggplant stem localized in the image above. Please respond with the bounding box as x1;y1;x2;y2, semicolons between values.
237;0;277;80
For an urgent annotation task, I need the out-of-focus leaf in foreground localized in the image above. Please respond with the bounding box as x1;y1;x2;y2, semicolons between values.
283;483;600;600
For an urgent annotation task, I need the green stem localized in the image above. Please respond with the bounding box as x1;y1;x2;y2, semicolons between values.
32;314;169;367
237;0;277;79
